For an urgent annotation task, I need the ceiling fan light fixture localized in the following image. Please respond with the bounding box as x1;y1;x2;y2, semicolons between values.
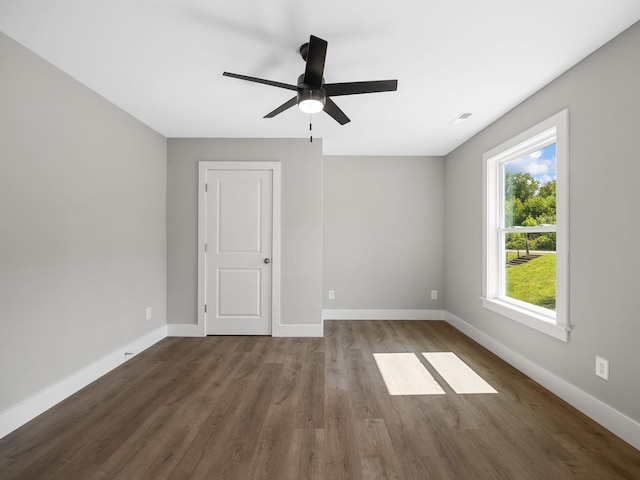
299;98;324;114
298;88;326;114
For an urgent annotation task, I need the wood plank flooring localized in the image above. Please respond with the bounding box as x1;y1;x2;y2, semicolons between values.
1;321;639;479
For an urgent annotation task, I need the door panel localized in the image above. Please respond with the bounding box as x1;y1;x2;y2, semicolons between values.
206;169;272;335
218;179;262;253
217;269;261;317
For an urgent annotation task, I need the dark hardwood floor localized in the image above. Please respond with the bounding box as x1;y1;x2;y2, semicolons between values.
1;321;639;479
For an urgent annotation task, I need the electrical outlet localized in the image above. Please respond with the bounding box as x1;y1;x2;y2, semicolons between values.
595;356;609;381
328;290;335;300
146;307;152;321
431;290;438;300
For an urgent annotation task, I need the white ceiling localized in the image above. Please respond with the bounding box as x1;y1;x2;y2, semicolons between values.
1;1;640;155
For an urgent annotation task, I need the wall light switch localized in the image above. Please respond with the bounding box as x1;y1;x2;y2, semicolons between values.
328;290;335;300
431;290;438;300
146;307;152;321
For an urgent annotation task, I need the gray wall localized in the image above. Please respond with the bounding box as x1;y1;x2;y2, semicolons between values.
0;32;167;412
444;22;640;421
167;138;323;328
323;156;445;310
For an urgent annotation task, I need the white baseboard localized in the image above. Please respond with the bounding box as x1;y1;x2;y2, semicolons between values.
167;322;323;337
444;311;640;451
167;323;205;337
323;309;445;321
0;326;167;440
272;323;324;337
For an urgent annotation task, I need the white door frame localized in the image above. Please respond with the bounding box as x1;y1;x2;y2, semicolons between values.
197;161;281;336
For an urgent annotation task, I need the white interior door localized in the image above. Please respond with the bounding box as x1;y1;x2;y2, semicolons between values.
205;169;273;335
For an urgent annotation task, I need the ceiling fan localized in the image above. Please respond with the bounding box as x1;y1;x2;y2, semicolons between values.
223;35;398;125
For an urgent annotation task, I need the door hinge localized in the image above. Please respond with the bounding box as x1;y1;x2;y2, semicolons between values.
204;243;207;252
204;304;207;313
205;183;208;192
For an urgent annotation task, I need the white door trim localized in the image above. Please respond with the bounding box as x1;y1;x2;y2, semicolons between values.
198;161;281;336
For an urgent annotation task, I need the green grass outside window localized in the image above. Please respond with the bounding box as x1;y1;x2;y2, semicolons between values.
505;254;556;310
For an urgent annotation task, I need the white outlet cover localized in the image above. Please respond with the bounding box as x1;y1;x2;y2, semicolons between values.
595;355;609;381
146;307;152;320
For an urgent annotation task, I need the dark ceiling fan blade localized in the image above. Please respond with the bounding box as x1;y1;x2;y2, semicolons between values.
303;35;327;88
264;96;298;118
323;98;350;125
223;72;297;91
324;79;398;97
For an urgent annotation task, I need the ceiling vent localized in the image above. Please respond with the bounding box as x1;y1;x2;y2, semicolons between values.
450;112;473;124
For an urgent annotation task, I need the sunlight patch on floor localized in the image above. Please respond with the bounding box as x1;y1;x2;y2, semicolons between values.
373;352;497;396
373;353;446;395
422;352;497;394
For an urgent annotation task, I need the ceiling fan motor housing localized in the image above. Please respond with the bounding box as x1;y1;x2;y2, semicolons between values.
298;73;327;108
297;74;326;109
298;88;326;105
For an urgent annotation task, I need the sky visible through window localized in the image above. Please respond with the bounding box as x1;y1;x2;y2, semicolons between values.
505;143;556;185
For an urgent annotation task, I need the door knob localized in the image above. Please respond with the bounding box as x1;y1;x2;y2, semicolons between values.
264;258;271;264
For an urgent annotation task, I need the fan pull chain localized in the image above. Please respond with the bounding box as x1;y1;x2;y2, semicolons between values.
309;114;313;143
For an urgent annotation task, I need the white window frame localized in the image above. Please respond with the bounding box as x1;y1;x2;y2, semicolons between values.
482;110;569;342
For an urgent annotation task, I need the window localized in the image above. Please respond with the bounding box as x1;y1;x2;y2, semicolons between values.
482;110;569;341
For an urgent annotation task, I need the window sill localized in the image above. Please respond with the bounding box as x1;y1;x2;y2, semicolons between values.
481;297;570;342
